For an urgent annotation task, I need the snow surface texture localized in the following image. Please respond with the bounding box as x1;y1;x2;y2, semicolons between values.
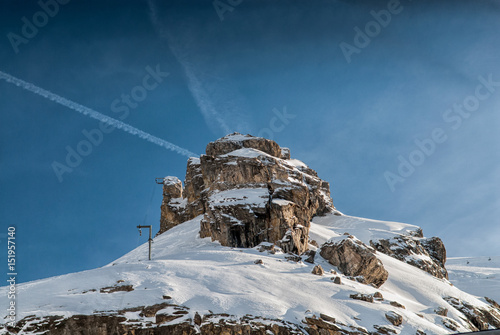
0;214;496;334
447;256;500;302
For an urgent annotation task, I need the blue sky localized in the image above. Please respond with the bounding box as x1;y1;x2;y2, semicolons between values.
0;0;499;283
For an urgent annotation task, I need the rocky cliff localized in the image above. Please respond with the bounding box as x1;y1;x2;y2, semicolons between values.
158;133;336;254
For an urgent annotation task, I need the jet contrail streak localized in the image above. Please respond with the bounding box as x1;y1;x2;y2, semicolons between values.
0;70;198;158
147;0;232;135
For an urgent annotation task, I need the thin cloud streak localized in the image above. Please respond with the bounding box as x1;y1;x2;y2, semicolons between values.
148;0;234;135
0;70;198;157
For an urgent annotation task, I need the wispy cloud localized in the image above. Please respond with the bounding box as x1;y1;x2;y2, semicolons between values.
148;0;251;136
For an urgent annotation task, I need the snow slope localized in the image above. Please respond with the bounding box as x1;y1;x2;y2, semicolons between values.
447;256;500;303
0;214;496;334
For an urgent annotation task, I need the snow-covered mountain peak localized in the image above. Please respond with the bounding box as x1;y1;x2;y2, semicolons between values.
2;134;500;334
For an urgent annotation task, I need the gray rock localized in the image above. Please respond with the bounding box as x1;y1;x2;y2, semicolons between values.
370;235;448;279
385;311;403;326
158;133;336;255
320;236;388;288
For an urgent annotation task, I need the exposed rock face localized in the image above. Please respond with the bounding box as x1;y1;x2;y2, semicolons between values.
158;133;336;254
320;236;388;288
370;235;448;279
444;296;500;331
10;311;361;335
158;177;190;235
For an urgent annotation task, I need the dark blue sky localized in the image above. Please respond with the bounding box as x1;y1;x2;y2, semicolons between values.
1;0;499;283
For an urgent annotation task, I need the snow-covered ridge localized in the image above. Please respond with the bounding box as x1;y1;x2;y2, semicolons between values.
1;213;498;334
2;133;499;334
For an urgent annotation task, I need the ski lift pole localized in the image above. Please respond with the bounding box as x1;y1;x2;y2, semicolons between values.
137;225;153;260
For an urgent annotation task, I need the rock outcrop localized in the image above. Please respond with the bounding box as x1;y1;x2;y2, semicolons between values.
444;296;500;331
320;235;388;288
370;235;448;279
158;133;336;254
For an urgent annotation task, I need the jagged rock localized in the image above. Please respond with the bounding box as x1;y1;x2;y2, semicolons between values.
374;292;384;300
158;133;336;255
486;296;500;309
434;307;447;316
311;265;324;275
285;254;302;262
194;312;202;326
158;176;190;235
320;236;388;288
206;133;282;158
420;237;446;268
183;158;205;219
350;294;374;303
254;259;263;265
373;325;397;334
390;301;405;309
385;311;403;326
332;276;342;284
304;315;340;331
442;318;460;331
257;242;275;253
303;250;316;263
444;296;500;330
281;147;291;159
15;313;309;335
99;284;133;293
370;235;448;279
141;303;171;317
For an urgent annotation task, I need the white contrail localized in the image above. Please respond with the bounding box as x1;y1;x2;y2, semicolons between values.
147;0;232;135
0;70;198;158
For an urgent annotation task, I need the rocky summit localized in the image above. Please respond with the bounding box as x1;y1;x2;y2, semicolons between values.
2;133;500;335
158;133;337;254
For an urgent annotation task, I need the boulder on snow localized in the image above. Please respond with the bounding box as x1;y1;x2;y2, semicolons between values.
311;265;324;275
349;293;374;303
434;307;447;316
385;311;403;326
390;301;405;309
320;236;388;288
